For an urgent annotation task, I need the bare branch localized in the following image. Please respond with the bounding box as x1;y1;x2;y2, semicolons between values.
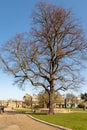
0;1;87;114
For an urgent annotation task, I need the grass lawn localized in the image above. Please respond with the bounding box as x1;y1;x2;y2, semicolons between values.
14;108;31;113
32;112;87;130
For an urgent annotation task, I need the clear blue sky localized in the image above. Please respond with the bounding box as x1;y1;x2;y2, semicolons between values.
0;0;87;100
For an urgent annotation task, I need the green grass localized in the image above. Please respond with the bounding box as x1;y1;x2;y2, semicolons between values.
14;108;31;113
32;112;87;130
71;108;87;111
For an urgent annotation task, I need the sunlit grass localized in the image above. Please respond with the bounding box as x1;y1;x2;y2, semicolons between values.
14;108;31;113
32;112;87;130
15;108;87;130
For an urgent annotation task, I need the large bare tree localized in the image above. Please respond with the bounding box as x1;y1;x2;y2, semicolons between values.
0;1;87;114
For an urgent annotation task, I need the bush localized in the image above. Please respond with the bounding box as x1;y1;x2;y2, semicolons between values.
78;104;84;108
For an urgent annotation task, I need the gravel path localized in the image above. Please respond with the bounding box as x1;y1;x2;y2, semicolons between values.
0;112;60;130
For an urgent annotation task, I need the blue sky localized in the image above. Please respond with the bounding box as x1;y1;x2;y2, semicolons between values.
0;0;87;100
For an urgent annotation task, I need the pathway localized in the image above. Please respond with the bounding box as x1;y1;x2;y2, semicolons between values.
0;112;61;130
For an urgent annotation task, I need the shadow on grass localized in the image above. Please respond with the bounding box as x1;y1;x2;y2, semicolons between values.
29;112;48;115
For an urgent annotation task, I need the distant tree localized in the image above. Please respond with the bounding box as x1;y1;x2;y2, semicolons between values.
38;91;49;108
0;1;87;114
38;91;63;108
23;93;32;107
65;93;78;108
55;93;65;108
80;93;87;110
81;93;87;101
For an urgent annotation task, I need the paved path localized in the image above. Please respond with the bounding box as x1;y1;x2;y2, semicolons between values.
0;112;60;130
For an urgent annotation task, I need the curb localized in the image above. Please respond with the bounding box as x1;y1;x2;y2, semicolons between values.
27;114;72;130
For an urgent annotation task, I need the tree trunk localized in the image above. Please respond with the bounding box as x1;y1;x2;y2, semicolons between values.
49;86;54;115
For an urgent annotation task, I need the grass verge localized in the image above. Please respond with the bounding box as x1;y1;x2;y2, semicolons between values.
31;112;87;130
14;108;31;113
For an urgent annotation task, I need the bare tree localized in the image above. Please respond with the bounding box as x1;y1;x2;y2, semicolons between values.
23;93;32;107
38;91;62;108
0;1;87;114
38;91;49;108
65;93;78;108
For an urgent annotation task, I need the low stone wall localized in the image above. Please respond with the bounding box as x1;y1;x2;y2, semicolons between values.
39;108;70;113
54;108;70;113
40;108;49;113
